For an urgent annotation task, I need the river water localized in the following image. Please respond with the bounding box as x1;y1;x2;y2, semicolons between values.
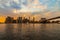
0;23;60;40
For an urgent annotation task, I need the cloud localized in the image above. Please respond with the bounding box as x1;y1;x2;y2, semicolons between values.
14;0;47;13
0;0;60;18
0;0;47;12
42;11;60;19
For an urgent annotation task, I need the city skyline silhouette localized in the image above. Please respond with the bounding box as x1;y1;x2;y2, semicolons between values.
3;16;60;23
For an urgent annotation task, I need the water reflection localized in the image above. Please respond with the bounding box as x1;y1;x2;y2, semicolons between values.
39;24;48;40
0;24;60;40
5;24;14;40
0;24;14;40
16;24;22;40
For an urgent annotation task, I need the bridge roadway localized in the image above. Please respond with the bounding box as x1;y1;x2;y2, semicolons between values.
47;16;60;20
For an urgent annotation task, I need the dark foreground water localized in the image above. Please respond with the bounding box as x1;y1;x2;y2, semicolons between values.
0;23;60;40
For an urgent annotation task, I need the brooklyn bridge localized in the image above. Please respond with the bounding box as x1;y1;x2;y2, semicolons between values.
5;16;60;23
48;16;60;20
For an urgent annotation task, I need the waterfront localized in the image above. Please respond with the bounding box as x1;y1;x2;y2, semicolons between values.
0;23;60;40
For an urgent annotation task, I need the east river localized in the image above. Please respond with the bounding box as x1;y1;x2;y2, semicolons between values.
0;23;60;40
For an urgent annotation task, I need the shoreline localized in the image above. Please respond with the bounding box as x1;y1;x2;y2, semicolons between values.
0;23;60;24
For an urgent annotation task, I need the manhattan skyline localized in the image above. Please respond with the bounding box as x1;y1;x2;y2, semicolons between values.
0;0;60;22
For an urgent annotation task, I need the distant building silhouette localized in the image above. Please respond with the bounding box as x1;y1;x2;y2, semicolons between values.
31;17;35;23
51;20;60;23
12;20;16;23
40;18;50;23
28;17;30;23
5;16;13;23
4;16;60;23
33;17;35;22
17;17;22;23
23;18;29;23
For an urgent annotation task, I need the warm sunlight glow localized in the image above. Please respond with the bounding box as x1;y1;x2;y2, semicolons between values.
13;9;17;13
0;16;6;23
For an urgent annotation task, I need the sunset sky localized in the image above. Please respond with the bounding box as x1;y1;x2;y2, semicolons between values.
0;0;60;22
